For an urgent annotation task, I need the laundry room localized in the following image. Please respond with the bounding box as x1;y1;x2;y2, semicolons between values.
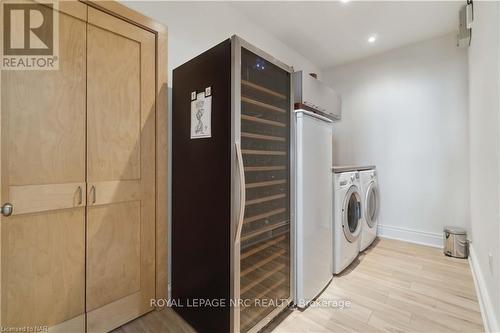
1;1;499;333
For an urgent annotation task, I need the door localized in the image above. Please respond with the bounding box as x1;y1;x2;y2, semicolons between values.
86;7;156;332
342;186;362;242
238;46;291;333
0;2;87;331
295;111;332;307
364;182;379;228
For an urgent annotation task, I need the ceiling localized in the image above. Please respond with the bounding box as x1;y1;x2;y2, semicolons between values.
229;1;463;69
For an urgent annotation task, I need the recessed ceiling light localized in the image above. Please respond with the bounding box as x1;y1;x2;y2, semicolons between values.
340;0;350;3
368;35;377;43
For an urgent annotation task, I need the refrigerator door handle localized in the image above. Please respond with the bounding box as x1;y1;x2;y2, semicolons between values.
235;142;246;243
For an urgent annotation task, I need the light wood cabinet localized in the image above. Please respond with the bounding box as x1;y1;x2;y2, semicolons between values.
0;1;167;332
86;6;157;332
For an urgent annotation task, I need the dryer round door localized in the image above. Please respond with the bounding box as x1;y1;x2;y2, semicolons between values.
364;182;379;228
342;185;362;243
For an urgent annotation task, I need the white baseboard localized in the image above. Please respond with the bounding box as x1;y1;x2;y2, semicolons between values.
377;224;443;248
469;244;499;333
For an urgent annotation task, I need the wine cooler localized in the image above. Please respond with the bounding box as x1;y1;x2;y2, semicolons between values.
172;36;293;333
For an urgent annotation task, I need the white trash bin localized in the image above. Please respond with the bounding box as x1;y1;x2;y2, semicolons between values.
443;226;468;259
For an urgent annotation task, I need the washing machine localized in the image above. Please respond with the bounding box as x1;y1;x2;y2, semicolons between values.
333;170;362;274
360;168;380;251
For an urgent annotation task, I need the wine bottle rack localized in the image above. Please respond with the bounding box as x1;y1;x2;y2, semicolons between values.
239;47;291;333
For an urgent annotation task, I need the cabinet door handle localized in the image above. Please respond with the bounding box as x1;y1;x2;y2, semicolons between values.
90;185;96;204
77;186;82;205
1;203;13;217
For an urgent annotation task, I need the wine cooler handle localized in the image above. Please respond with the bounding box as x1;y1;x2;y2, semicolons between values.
235;142;246;243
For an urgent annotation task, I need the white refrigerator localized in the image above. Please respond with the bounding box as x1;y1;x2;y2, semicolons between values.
295;110;333;308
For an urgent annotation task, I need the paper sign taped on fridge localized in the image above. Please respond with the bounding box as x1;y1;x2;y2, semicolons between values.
190;92;212;139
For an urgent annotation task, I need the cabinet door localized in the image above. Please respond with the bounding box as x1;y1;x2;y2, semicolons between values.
0;3;87;332
86;7;156;333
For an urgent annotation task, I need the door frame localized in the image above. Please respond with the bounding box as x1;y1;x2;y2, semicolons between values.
0;0;169;324
81;0;169;306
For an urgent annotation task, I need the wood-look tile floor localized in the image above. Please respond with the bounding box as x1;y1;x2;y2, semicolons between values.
114;238;484;333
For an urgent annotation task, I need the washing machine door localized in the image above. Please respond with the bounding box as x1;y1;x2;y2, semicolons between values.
364;182;379;228
342;185;362;243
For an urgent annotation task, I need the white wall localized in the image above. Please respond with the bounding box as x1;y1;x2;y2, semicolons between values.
124;1;321;85
323;33;469;247
468;2;500;331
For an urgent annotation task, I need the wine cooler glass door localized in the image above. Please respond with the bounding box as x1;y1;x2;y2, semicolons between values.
238;46;291;333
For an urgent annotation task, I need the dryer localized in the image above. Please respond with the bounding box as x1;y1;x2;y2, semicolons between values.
360;169;380;251
332;170;362;274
